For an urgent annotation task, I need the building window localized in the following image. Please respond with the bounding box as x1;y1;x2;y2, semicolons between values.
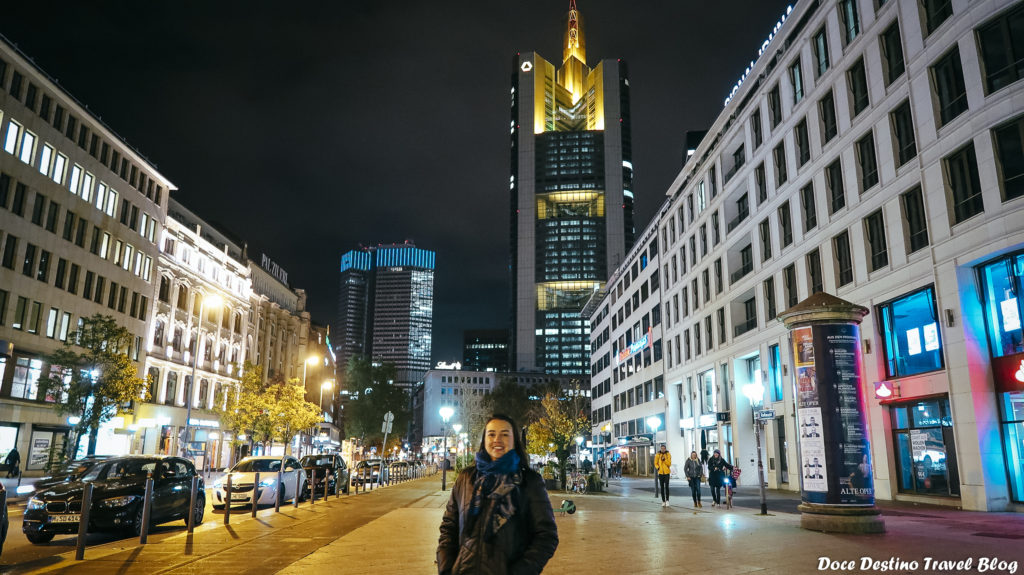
769;344;783;402
813;27;830;77
800;184;817;232
773;142;788;185
759;219;772;262
978;4;1024;94
764;277;777;320
712;211;721;245
994;115;1024;201
932;47;968;126
819;90;837;144
848;58;869;117
826;159;845;214
921;0;953;36
891;100;917;167
795;119;810;166
890;398;960;497
945;143;984;224
714;258;723;294
779;202;793;247
878;286;944;378
865;210;888;272
881;21;906;86
790;60;804;104
839;0;861;45
784;264;798;308
717;308;726;345
768;84;782;128
11;357;43;400
901;186;930;254
751;110;763;149
834;230;853;287
979;251;1024;358
856;132;879;191
807;249;823;294
754;163;768;204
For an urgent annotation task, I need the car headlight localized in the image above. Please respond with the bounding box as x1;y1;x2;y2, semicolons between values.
17;485;35;495
99;495;139;508
259;477;276;487
27;498;45;511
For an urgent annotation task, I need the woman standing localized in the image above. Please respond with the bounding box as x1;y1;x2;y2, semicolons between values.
706;449;734;507
653;444;672;507
683;451;703;508
437;414;559;574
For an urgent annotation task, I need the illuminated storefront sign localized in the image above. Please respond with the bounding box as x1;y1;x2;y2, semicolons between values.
617;328;653;363
993;351;1024;393
723;5;794;107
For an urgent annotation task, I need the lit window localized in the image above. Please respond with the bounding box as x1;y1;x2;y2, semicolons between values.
39;144;53;175
878;286;944;378
979;251;1024;358
19;130;36;164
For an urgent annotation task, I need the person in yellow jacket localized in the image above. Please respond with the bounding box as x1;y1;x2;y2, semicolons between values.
653;444;672;507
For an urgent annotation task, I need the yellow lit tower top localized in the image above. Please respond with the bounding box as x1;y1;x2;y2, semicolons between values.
560;0;587;101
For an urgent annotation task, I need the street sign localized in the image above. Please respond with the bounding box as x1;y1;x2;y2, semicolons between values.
381;421;393;433
756;409;776;420
383;411;395;423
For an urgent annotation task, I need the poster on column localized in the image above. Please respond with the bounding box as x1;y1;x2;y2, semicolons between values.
812;323;874;505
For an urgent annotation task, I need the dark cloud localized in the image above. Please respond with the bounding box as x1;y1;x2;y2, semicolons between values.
2;0;792;361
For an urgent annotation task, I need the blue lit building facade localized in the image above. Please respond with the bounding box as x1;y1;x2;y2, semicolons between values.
335;242;435;389
510;1;635;376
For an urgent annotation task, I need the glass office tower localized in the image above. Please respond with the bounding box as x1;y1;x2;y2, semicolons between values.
510;1;635;375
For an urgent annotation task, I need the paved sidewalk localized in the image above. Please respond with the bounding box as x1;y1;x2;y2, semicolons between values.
8;475;1024;574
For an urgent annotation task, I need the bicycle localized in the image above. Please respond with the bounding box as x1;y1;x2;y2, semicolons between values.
724;467;741;509
565;471;588;495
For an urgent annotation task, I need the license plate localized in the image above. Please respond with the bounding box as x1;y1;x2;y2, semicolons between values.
231;494;248;501
50;514;81;523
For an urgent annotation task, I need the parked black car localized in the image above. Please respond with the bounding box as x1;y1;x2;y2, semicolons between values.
0;483;9;557
14;456;110;498
299;454;350;497
22;455;204;544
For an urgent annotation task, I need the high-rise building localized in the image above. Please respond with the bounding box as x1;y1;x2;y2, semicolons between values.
335;242;435;388
510;1;635;375
462;329;510;372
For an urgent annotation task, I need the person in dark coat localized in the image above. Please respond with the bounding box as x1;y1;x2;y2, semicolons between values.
437;414;558;575
706;449;734;507
4;447;20;478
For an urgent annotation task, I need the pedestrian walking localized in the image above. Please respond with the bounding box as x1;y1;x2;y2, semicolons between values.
707;449;734;507
437;414;559;575
683;451;703;508
653;444;672;507
4;447;20;478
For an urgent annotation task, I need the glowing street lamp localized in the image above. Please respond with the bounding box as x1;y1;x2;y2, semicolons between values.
742;378;769;515
439;406;454;490
303;355;320;387
183;293;222;459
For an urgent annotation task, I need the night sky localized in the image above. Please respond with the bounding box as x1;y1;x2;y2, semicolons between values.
2;1;792;362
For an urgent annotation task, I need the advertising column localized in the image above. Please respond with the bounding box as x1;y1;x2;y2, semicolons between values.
779;293;884;534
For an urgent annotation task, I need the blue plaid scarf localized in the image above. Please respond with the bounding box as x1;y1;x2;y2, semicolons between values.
468;449;521;540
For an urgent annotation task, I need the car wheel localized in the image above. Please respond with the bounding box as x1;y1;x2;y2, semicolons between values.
130;504;148;537
26;531;54;544
188;494;205;526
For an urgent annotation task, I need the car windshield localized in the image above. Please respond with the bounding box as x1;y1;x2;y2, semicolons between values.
300;456;333;467
232;459;283;473
102;459;159;481
56;460;99;478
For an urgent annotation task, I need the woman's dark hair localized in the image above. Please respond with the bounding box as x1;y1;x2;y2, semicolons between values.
478;413;530;467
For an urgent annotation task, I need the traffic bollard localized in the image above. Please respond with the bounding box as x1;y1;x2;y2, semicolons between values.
140;472;154;544
275;470;282;513
75;483;93;560
187;475;199;533
294;470;301;508
324;471;330;500
252;472;260;518
310;469;316;506
224;474;232;525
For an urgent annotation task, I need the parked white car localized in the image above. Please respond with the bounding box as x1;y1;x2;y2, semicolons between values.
211;456;306;509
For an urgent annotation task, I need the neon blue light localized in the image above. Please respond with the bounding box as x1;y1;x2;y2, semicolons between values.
373;247;435;270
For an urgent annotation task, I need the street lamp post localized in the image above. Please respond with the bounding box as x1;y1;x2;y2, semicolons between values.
646;416;662;494
183;294;222;460
439;407;454;490
742;379;769;515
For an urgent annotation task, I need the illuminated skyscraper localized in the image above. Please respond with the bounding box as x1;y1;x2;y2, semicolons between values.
335;242;435;388
510;1;635;374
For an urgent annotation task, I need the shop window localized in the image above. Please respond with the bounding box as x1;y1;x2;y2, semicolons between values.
891;398;960;497
979;251;1024;357
999;391;1024;502
878;286;944;378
